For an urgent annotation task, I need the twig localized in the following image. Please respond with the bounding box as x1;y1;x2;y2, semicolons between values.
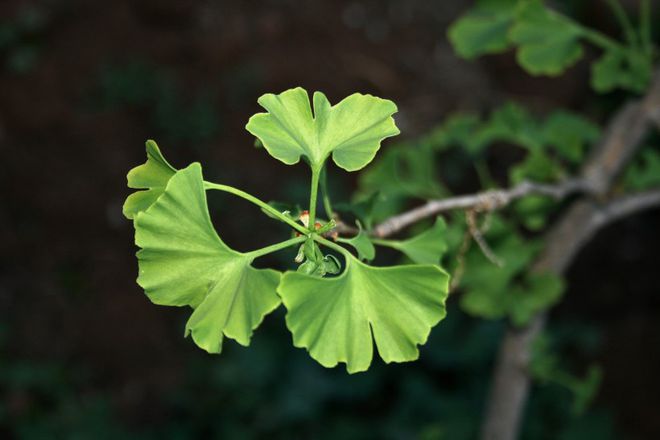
370;179;587;238
466;210;503;267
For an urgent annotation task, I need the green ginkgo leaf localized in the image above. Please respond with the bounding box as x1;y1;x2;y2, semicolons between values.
134;163;281;353
337;223;376;261
123;140;177;219
278;254;449;373
447;0;516;59
509;0;583;76
375;218;448;264
245;87;400;172
591;49;652;94
542;111;600;163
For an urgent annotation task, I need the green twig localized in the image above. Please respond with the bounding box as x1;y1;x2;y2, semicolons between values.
308;166;321;229
246;236;306;259
580;27;625;52
313;235;352;258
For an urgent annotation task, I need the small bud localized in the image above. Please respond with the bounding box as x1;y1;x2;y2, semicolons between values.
314;222;322;230
299;210;310;228
294;244;305;263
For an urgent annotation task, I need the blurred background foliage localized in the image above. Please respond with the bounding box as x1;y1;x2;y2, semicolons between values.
2;0;659;438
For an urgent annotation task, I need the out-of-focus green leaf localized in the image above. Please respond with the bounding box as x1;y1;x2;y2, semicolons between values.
447;0;517;59
510;150;565;184
531;335;602;416
509;272;565;326
513;195;554;231
334;192;380;230
623;148;660;190
509;0;584;75
358;144;444;199
246;87;399;171
591;49;652;94
459;232;563;324
278;254;450;373
542;111;600;164
472;102;543;153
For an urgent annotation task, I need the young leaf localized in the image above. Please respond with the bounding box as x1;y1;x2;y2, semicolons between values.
278;255;450;373
123;140;176;219
447;0;516;59
337;223;376;262
375;218;448;264
509;0;584;76
245;87;400;172
134;163;281;354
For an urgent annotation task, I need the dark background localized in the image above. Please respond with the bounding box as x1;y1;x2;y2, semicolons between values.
2;0;659;439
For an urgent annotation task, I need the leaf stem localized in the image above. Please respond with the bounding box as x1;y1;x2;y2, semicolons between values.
313;235;352;258
580;27;624;52
319;166;335;220
604;0;638;47
369;237;400;248
204;181;308;235
245;236;306;259
308;167;321;229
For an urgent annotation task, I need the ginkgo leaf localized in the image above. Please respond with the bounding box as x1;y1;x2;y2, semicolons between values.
278;254;449;373
245;87;400;172
377;218;448;264
591;49;652;94
123;140;176;219
447;0;516;59
542;111;600;163
133;163;281;353
509;0;583;76
337;223;375;261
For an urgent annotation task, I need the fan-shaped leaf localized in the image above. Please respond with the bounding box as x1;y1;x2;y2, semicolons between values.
509;0;583;76
278;255;449;373
123;140;176;219
378;218;448;264
134;163;281;353
246;87;400;171
591;49;652;94
337;223;376;262
447;0;516;59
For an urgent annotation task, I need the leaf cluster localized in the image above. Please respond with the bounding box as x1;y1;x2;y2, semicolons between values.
448;0;655;93
124;89;450;373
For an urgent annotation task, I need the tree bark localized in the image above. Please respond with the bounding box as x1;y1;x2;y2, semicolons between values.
480;72;660;440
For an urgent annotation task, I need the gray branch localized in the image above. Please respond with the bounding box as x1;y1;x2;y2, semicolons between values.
370;179;587;238
480;70;660;440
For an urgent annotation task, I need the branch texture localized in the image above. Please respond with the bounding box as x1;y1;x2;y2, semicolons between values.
481;70;660;440
371;179;587;238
